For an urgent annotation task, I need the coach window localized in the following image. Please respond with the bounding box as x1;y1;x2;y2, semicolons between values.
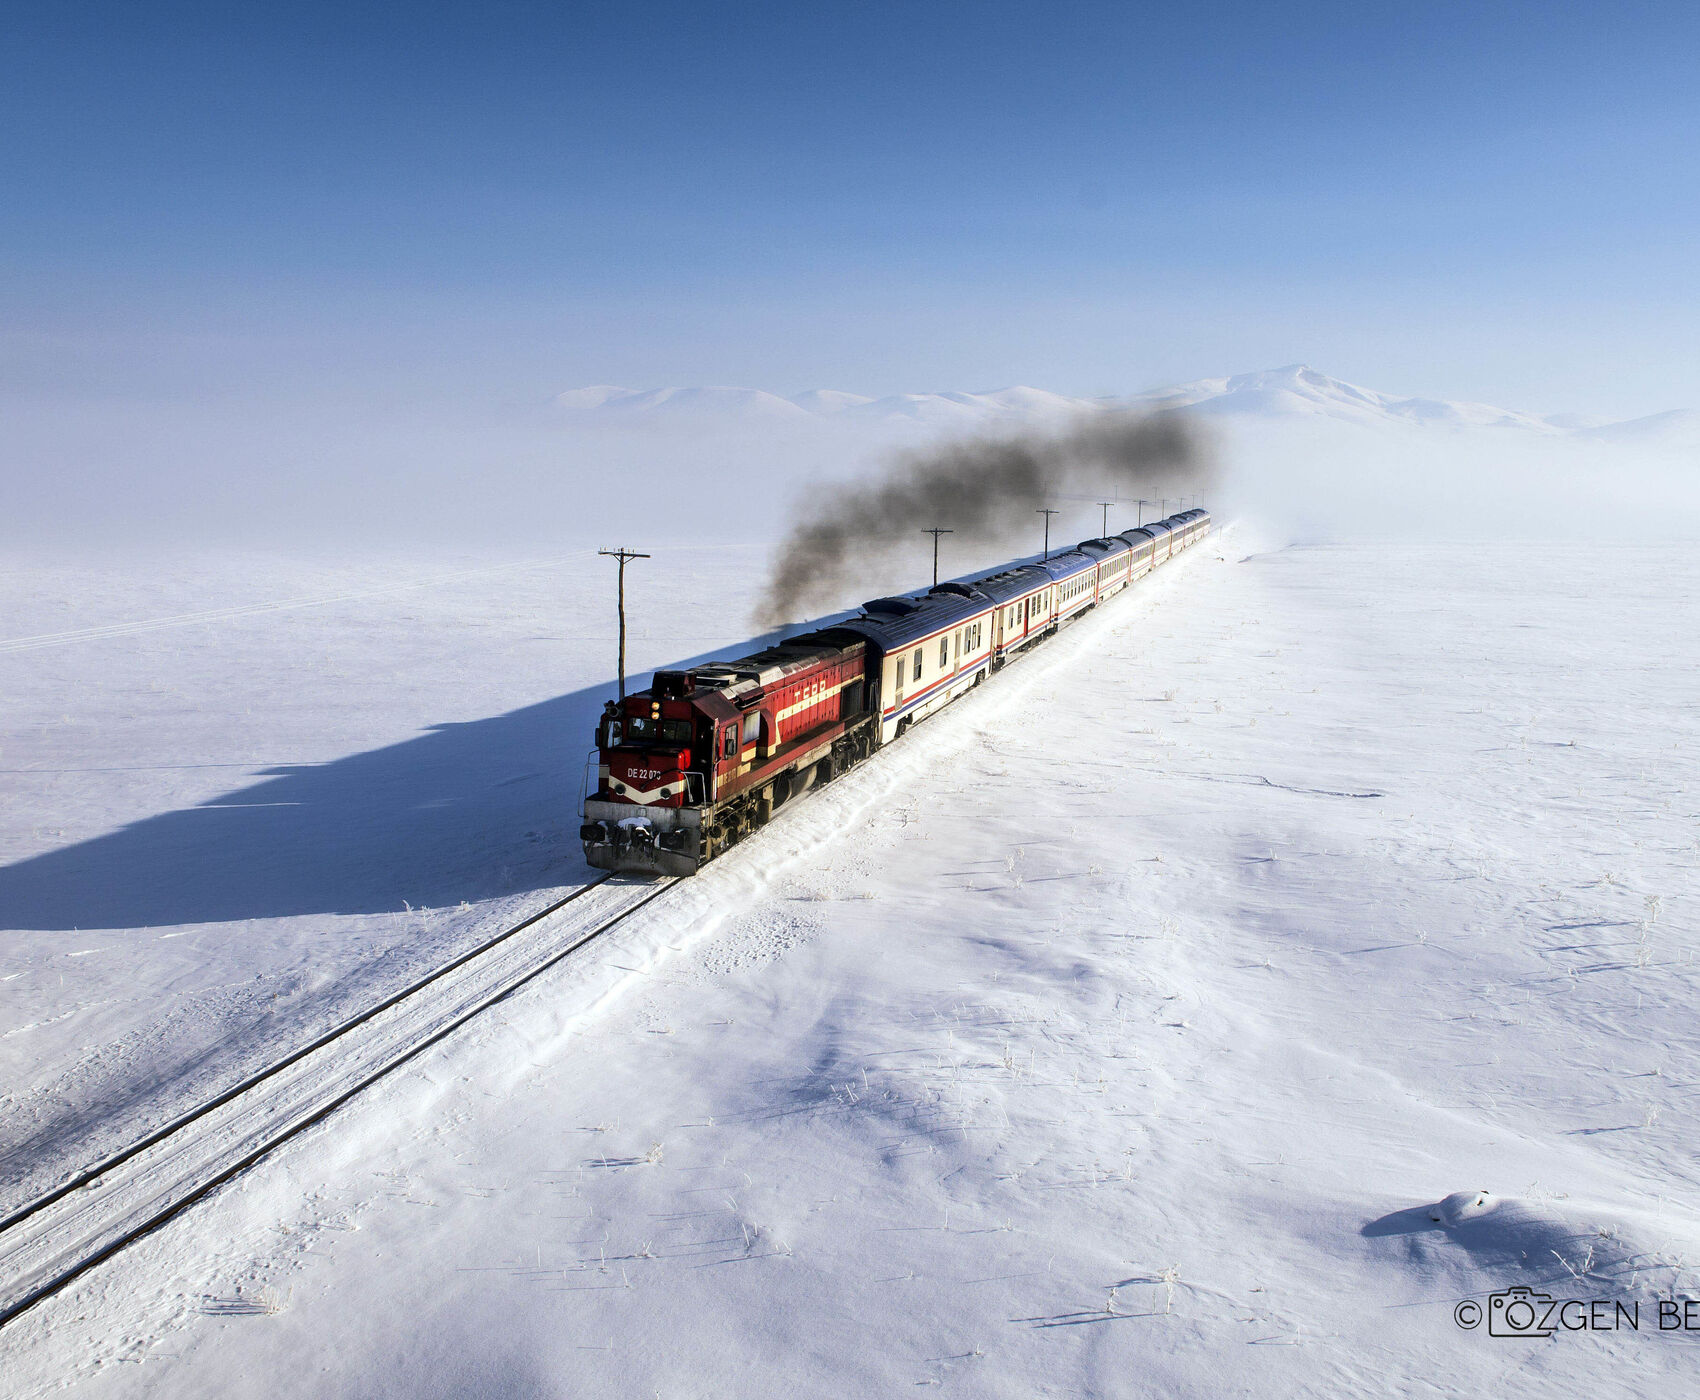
939;637;949;668
912;647;923;682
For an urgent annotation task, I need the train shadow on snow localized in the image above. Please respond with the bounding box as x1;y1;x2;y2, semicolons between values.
0;625;828;933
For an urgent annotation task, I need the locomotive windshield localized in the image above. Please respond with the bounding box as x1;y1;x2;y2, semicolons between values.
625;715;693;745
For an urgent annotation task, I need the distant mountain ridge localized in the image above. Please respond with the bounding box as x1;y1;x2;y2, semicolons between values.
555;365;1697;443
554;382;1112;424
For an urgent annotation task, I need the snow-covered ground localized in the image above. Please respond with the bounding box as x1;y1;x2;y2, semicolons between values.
0;545;766;1209
4;528;1698;1395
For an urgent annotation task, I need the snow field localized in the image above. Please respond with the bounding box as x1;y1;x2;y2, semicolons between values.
0;545;767;1211
4;533;1699;1396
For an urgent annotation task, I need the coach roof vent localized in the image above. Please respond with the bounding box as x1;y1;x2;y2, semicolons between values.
928;581;987;600
862;596;921;616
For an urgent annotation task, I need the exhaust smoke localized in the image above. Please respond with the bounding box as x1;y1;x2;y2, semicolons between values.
757;411;1214;627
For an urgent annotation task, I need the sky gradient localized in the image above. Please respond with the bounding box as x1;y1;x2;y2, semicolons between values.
3;2;1697;461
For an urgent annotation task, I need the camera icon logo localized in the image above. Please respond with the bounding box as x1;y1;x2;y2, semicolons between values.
1487;1286;1557;1338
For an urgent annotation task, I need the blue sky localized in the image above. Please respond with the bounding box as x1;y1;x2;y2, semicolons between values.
4;0;1697;421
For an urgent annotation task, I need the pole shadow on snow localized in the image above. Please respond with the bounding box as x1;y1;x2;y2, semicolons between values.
0;626;818;934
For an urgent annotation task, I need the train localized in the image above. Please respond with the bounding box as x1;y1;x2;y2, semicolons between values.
581;507;1212;876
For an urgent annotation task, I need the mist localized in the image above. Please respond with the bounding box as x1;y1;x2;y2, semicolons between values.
1211;416;1700;548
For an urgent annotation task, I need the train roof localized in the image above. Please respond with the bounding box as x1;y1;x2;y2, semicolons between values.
1035;549;1097;582
1077;536;1132;559
837;582;992;649
969;563;1053;604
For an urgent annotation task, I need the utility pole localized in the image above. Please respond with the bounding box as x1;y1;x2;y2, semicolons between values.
922;527;954;586
1097;501;1114;537
598;547;649;700
1036;508;1059;561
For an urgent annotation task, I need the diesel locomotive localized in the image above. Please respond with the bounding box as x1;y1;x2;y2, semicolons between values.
581;508;1211;876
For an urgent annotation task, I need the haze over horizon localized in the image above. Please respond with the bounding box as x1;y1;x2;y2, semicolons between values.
3;2;1696;546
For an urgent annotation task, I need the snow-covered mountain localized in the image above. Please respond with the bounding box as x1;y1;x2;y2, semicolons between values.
1574;407;1700;447
555;365;1693;442
554;382;1112;425
553;385;812;420
1124;365;1568;433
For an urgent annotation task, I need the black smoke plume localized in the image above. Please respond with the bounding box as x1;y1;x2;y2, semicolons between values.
757;411;1214;626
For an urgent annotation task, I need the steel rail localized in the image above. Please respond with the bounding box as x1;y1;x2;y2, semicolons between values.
0;877;674;1329
0;875;678;1329
0;875;615;1239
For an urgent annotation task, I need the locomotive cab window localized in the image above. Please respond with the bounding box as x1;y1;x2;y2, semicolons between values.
628;715;655;739
660;719;692;744
604;718;623;747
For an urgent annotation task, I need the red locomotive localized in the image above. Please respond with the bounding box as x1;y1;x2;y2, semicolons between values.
582;631;879;875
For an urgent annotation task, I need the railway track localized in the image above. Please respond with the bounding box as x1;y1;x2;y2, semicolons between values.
0;874;676;1330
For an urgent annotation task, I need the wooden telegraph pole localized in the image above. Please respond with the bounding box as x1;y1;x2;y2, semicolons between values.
922;527;954;586
598;547;650;699
1036;508;1059;561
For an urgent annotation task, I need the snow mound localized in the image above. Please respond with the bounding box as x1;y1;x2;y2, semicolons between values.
1366;1191;1700;1301
1428;1189;1492;1227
